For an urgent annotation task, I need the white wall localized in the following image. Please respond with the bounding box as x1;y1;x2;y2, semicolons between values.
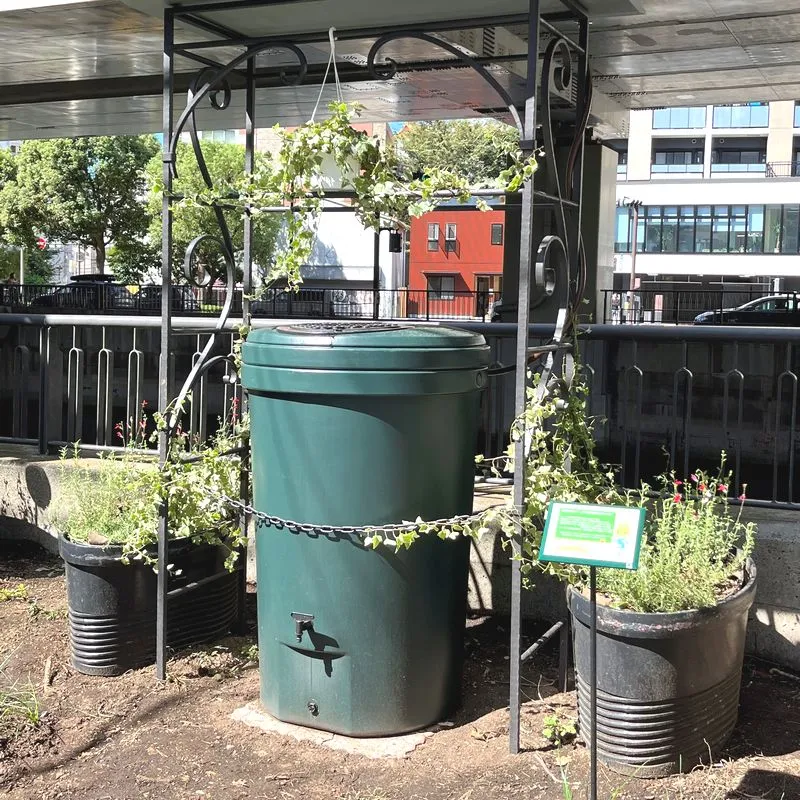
616;179;800;207
615;252;800;277
303;212;397;289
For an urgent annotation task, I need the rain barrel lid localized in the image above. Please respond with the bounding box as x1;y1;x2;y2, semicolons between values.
242;321;490;372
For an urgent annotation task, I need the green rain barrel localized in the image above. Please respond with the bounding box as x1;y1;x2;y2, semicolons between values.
242;321;489;737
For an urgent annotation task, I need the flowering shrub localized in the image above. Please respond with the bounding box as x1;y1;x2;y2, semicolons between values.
595;456;756;613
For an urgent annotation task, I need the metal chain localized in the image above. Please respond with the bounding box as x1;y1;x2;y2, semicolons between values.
219;493;498;538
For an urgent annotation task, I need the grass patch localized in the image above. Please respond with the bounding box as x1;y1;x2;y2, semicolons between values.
0;658;40;736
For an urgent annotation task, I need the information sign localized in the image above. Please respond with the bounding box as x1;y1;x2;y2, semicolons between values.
539;502;645;570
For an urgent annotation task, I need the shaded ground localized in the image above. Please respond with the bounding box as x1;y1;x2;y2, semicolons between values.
1;540;799;800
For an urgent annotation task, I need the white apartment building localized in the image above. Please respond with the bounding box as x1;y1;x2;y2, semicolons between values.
613;101;800;295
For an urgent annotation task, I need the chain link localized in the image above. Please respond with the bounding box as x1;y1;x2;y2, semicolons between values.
220;493;495;539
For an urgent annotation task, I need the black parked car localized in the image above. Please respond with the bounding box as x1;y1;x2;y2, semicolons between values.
694;295;800;326
33;275;134;311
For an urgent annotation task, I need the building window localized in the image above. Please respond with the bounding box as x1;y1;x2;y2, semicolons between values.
795;102;800;129
613;203;800;255
617;150;628;175
427;275;455;300
427;223;439;251
712;103;769;128
710;148;767;173
652;107;706;129
651;149;704;174
444;223;457;253
490;223;504;246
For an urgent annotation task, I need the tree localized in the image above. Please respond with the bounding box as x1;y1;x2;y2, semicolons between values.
0;136;158;273
396;119;520;184
145;140;281;285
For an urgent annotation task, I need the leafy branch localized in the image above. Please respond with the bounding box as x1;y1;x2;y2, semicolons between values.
172;103;538;288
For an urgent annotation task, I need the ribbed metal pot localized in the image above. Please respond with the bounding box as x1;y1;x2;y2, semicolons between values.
60;535;238;676
568;559;756;777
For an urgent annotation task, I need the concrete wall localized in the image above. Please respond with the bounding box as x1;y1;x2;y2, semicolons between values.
2;445;798;671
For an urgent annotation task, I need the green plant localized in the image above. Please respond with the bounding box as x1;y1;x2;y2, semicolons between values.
0;657;40;734
477;363;621;583
0;583;28;602
174;102;537;288
595;457;755;613
543;713;577;746
51;402;246;570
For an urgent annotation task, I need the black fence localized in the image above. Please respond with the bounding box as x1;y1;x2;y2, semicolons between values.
0;283;499;322
601;288;786;325
4;316;800;509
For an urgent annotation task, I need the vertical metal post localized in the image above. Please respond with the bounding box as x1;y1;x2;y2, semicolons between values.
243;52;255;328
510;0;541;756
589;565;598;800
628;203;639;321
156;7;175;682
37;326;48;455
373;230;381;320
236;52;256;635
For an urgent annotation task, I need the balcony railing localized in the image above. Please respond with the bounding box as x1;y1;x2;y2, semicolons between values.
4;315;800;509
0;284;500;322
650;163;703;175
710;163;766;174
765;161;800;178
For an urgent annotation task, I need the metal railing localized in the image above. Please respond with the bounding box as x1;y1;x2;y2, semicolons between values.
478;322;800;510
4;315;800;509
0;284;500;322
601;289;777;325
765;161;800;178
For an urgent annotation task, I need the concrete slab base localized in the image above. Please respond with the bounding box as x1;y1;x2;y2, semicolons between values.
231;703;434;759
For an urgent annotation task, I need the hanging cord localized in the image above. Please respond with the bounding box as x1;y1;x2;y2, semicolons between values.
310;27;344;121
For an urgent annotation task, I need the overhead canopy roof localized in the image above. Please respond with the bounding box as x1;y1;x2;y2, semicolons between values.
0;0;797;140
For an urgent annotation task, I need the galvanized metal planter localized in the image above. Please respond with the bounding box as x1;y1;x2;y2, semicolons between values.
59;535;238;676
568;560;757;778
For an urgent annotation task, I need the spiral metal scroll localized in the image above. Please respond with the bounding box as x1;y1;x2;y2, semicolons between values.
165;41;308;435
366;29;590;334
367;32;523;136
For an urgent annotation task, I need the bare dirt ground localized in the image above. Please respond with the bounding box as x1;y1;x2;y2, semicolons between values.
1;540;799;800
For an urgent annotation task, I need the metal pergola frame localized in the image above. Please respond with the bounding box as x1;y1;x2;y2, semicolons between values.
156;0;592;757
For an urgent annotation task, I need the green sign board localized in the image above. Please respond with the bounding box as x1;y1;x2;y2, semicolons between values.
539;502;645;570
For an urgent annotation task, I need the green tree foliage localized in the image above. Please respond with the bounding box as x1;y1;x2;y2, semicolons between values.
0;245;53;284
0;136;158;273
25;244;55;285
396;119;520;183
146;140;280;285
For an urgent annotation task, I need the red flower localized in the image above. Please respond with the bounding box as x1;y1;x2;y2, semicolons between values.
673;479;683;487
738;493;747;501
141;399;148;408
673;494;682;503
690;473;699;483
698;482;706;491
718;484;728;493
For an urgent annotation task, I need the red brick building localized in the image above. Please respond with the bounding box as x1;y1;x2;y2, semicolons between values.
407;208;505;318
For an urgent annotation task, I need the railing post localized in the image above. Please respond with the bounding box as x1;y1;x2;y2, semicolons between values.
426;288;430;321
38;326;48;454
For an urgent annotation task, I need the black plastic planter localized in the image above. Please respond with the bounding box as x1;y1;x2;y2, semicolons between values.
568;560;756;777
59;536;238;676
